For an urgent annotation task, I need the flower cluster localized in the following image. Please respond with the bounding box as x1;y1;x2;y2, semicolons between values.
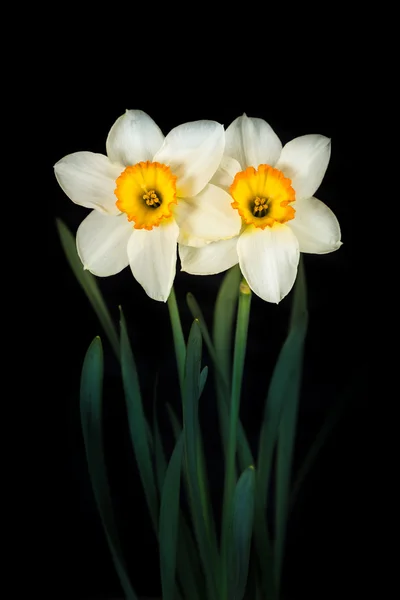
54;110;341;304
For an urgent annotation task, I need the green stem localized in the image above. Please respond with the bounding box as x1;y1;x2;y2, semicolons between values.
221;279;252;599
167;287;186;397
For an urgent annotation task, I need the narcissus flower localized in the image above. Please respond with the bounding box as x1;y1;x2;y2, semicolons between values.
54;110;239;301
180;114;342;303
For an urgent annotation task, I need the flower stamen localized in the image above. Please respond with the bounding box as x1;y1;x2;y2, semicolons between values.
143;190;162;207
252;196;269;216
230;164;296;230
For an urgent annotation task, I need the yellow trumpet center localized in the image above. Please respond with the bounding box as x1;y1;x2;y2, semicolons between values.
230;164;295;229
115;161;177;230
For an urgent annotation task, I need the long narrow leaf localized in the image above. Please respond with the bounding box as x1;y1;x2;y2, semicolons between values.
186;293;223;382
159;433;184;600
257;259;308;510
253;258;308;599
289;255;307;330
196;364;219;562
56;219;119;359
275;257;308;593
167;287;186;397
165;291;205;600
222;402;254;472
187;291;254;472
120;308;158;531
166;402;192;508
255;318;308;600
199;366;208;398
213;265;241;459
257;323;308;510
167;402;182;441
167;400;217;553
213;265;241;387
80;337;137;600
183;320;219;600
252;497;276;600
229;466;256;600
244;549;264;600
153;378;168;494
167;350;218;590
159;405;203;600
290;381;349;512
176;513;205;600
187;287;254;597
221;280;252;599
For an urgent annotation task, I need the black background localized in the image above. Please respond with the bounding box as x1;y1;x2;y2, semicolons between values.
47;51;367;599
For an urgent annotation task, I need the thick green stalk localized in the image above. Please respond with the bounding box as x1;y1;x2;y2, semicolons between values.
221;279;252;599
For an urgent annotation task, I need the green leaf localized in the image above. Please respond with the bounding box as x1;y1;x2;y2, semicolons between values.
183;320;219;600
186;293;219;368
160;406;203;600
56;219;120;360
290;380;350;512
252;496;275;600
159;433;184;600
244;548;263;600
257;257;307;507
80;337;138;600
221;280;252;600
166;291;205;600
167;402;182;441
229;466;256;600
199;366;208;397
257;323;308;510
166;340;218;590
120;308;158;532
166;403;191;521
213;265;241;461
153;377;168;495
275;256;308;593
167;401;217;600
167;287;186;397
177;512;205;600
186;289;254;473
289;254;307;330
186;286;254;599
213;264;241;388
254;258;308;600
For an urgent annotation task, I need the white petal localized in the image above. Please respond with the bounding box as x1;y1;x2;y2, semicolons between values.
225;114;282;170
179;236;239;275
237;224;299;304
153;120;224;197
54;152;122;214
210;155;241;189
275;134;331;200
106;109;164;166
288;196;342;254
174;184;241;247
77;211;133;276
127;219;179;302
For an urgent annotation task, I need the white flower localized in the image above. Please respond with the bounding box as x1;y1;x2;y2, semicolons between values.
54;110;240;302
179;113;342;304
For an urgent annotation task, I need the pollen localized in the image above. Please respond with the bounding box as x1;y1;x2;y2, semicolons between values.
143;190;162;207
115;161;177;230
230;164;296;230
252;196;269;215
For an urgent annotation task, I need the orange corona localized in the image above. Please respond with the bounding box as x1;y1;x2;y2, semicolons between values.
115;161;177;230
